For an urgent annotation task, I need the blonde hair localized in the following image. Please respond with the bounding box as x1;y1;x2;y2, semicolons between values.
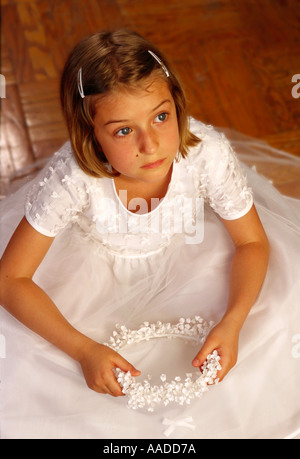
60;29;200;178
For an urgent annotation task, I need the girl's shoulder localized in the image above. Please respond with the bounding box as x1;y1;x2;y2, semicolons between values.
188;117;220;139
24;141;94;237
187;117;239;174
185;118;253;219
48;141;87;180
188;117;233;155
35;140;99;194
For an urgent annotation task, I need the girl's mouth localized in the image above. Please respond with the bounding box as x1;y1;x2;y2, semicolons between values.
141;159;165;169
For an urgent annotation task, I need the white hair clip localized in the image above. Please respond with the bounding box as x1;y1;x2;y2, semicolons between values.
148;50;170;77
77;67;85;98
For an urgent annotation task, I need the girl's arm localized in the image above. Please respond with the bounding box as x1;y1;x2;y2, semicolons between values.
192;204;270;381
0;217;140;396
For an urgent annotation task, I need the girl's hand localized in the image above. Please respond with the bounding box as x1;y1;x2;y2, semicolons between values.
77;340;141;396
192;317;240;382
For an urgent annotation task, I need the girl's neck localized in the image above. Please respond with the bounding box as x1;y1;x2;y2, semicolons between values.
113;166;173;213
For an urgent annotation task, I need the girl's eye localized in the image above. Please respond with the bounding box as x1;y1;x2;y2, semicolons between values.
115;127;132;137
155;112;168;123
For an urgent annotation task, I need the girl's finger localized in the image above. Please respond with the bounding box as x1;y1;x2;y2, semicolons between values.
106;379;124;397
103;384;115;396
113;355;141;377
192;342;216;368
98;372;124;397
108;358;141;397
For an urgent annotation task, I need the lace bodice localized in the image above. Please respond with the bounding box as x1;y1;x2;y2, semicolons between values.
25;119;253;256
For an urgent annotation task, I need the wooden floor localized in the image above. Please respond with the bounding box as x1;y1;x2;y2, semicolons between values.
1;0;300;195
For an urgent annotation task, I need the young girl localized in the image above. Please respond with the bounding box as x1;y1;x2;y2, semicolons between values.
0;29;299;439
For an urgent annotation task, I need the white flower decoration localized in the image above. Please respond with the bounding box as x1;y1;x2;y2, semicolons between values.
105;317;222;411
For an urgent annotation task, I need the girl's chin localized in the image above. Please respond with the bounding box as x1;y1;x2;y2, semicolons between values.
117;163;173;184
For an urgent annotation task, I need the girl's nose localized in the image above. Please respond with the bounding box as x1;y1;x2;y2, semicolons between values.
138;129;158;155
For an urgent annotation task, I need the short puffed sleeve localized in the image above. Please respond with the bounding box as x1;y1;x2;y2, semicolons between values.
190;120;253;220
25;142;89;237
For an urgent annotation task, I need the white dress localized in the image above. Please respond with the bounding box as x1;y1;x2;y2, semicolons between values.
0;119;299;439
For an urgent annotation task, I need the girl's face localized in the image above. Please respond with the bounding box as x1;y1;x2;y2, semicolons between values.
93;77;180;186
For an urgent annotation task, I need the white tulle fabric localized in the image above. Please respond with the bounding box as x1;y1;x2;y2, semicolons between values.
0;119;300;439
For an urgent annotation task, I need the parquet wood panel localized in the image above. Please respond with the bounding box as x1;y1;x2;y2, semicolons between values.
1;0;300;195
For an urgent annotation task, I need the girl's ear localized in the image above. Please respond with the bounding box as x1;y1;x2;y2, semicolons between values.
93;133;104;156
98;145;106;160
94;138;107;162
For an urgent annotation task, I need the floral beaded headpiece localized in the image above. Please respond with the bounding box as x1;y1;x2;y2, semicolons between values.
105;317;221;412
